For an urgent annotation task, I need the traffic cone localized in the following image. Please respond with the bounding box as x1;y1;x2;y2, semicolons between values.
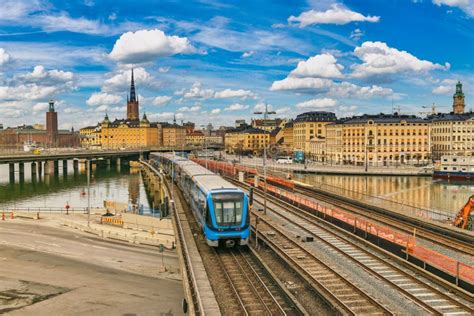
2;212;5;221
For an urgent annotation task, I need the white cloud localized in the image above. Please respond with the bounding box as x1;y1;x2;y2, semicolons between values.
177;82;215;99
432;79;457;94
215;88;255;99
289;53;344;79
0;48;11;66
327;82;393;98
253;102;273;112
296;98;337;109
275;107;290;114
432;0;474;16
36;12;110;35
103;67;161;92
241;51;255;58
86;92;122;106
95;105;109;112
350;28;364;41
211;108;221;114
22;65;74;83
351;41;449;78
288;4;380;27
32;102;49;112
158;66;170;73
270;77;333;91
148;112;184;121
178;105;201;112
63;107;82;114
225;103;250;111
0;84;64;101
0;0;43;22
109;29;195;64
153;96;172;106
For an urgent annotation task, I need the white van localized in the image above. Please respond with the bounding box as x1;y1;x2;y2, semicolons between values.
276;156;293;164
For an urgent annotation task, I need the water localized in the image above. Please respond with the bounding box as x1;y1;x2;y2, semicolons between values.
0;161;150;211
293;173;474;215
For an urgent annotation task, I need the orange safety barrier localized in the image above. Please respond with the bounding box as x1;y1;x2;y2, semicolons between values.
261;181;472;283
101;216;123;226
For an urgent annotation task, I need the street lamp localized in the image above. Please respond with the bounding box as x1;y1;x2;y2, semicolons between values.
254;103;276;215
200;125;208;171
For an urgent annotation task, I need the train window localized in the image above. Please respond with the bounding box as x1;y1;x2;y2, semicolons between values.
212;193;244;226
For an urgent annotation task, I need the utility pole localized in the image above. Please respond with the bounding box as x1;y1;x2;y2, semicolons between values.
87;159;91;227
254;103;276;215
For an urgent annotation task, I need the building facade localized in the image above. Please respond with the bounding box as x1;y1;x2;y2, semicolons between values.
430;82;472;159
325;114;430;166
80;70;171;149
186;130;205;146
162;121;186;147
225;127;270;155
0;100;79;150
293;111;336;154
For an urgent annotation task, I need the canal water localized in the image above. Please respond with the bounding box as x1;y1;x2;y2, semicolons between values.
293;173;474;216
0;162;151;211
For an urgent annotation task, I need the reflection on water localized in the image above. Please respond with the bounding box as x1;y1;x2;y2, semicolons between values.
293;174;474;215
0;161;150;210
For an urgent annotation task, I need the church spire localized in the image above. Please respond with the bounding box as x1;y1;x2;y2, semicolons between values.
130;68;136;102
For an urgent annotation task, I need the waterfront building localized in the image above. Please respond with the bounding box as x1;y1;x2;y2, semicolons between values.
430;81;473;160
79;69;163;149
280;121;294;154
225;127;270;155
205;135;224;145
293;111;337;155
325;113;430;166
162;119;186;147
183;121;195;134
0;100;79;150
186;130;205;146
251;118;285;132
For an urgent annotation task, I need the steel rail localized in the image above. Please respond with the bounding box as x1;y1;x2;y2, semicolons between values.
253;212;393;315
249;185;473;315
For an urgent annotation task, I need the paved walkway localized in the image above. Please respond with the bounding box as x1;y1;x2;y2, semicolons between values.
226;156;432;176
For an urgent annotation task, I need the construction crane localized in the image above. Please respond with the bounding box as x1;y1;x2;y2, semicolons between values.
418;103;438;117
453;195;474;231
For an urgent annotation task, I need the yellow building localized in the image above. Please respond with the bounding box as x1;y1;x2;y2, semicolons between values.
325;114;430;166
162;123;186;147
80;71;162;149
293;111;336;154
79;125;101;149
225;127;270;155
98;114;161;149
430;81;474;160
281;121;294;154
186;130;205;146
431;113;474;160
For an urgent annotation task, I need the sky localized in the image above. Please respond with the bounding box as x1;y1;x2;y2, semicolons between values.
0;0;473;130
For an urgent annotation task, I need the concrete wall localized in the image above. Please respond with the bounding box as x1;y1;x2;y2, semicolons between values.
122;213;174;236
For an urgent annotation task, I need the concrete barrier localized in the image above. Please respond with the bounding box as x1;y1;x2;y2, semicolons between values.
122;213;174;236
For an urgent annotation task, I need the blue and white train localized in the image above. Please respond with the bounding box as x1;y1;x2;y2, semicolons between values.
151;153;250;247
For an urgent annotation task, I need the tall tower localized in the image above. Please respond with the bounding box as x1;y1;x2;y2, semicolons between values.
46;100;58;147
453;81;465;114
127;69;139;120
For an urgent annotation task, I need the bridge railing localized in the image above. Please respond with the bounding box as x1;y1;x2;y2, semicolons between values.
0;206;104;214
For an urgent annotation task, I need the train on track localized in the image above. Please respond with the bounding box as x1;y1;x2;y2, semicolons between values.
151;153;250;247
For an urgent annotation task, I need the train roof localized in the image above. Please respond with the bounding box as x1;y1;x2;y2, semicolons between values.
194;174;240;194
151;152;188;162
179;162;210;176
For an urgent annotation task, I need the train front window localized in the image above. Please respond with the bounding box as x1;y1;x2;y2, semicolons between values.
212;193;244;226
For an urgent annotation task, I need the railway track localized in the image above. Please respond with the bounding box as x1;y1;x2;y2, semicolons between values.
215;247;290;315
159;163;302;315
295;185;474;257
226;177;474;315
253;214;393;315
253;186;474;315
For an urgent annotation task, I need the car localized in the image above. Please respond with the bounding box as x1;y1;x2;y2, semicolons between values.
276;156;293;164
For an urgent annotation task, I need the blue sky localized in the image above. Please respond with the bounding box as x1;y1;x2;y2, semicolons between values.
0;0;473;129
